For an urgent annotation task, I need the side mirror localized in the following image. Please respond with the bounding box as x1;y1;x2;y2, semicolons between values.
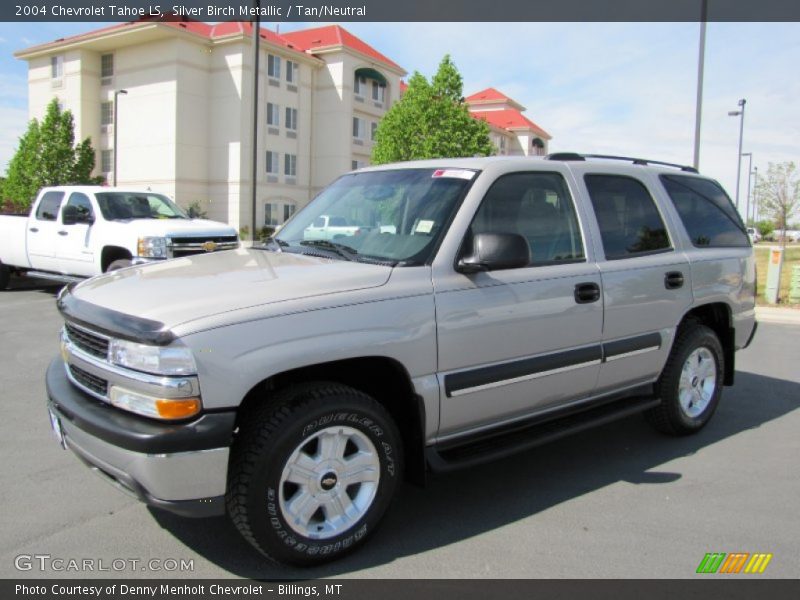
62;205;94;226
457;232;530;274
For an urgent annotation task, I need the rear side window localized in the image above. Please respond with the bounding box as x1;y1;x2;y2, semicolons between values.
660;175;749;247
35;191;65;221
584;175;670;260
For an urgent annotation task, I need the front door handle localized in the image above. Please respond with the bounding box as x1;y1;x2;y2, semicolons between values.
574;282;601;304
29;227;38;233
665;271;684;290
57;231;68;236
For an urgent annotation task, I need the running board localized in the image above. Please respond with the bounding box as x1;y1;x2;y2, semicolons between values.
426;395;661;473
25;271;84;285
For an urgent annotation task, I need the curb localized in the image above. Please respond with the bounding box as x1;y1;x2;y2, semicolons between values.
755;307;800;325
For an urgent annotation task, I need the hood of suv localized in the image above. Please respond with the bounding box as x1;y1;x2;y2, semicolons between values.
120;218;238;238
71;248;392;329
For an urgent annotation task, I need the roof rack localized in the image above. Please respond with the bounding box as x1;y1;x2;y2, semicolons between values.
544;153;698;173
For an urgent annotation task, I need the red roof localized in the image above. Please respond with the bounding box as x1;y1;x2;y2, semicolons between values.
281;25;402;71
472;109;550;139
17;20;402;71
465;87;511;103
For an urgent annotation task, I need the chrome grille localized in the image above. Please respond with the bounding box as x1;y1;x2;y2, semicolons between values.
69;364;108;397
65;323;109;359
170;235;239;258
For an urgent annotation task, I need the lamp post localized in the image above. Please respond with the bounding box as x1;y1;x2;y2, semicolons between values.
692;0;708;169
727;98;746;209
113;89;128;186
741;152;752;225
751;166;758;223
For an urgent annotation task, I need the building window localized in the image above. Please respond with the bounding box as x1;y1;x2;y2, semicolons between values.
266;151;279;174
286;61;298;83
268;54;281;79
285;107;298;131
101;54;114;81
354;75;367;97
101;149;113;174
370;121;378;142
284;154;297;177
267;102;280;127
351;160;366;171
372;81;385;104
51;55;63;80
284;204;296;222
100;101;113;126
264;202;279;226
353;117;365;140
499;136;507;154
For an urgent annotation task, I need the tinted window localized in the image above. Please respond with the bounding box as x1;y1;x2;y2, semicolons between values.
660;175;749;247
65;192;93;220
470;172;585;266
35;191;65;221
585;175;670;260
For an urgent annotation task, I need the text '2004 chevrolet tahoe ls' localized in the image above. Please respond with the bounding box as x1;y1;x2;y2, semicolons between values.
46;154;757;565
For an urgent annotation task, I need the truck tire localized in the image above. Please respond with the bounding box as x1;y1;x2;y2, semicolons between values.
0;261;10;290
646;324;724;436
227;382;402;565
106;259;132;272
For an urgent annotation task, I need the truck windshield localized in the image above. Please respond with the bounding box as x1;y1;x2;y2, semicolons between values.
275;168;476;265
95;192;188;221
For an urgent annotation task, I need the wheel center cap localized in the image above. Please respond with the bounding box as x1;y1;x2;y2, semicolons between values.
320;471;338;491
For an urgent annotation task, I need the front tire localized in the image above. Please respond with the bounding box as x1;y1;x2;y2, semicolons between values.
646;324;724;436
0;261;10;290
227;383;402;565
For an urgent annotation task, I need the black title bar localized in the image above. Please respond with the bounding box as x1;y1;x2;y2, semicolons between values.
4;0;800;23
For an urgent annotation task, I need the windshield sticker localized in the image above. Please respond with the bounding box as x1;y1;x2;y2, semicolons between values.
415;220;435;234
432;169;476;180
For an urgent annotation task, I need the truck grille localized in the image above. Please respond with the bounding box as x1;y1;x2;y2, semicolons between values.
170;235;239;258
69;365;109;397
65;323;109;359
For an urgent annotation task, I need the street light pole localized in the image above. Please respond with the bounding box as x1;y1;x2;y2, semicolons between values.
727;98;746;209
250;0;260;243
751;166;758;223
113;89;128;186
692;0;708;170
742;152;752;225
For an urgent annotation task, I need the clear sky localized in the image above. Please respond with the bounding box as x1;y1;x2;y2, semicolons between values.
1;21;798;216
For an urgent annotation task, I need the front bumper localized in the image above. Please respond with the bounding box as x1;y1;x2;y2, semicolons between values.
46;358;234;517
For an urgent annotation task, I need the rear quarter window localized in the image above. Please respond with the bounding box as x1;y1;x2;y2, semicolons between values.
660;175;749;247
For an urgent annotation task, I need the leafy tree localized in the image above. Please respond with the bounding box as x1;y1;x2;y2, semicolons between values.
756;219;774;239
372;55;494;164
3;99;103;211
754;162;800;247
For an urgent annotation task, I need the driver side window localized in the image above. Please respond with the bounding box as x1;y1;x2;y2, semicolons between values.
469;172;585;266
65;192;93;220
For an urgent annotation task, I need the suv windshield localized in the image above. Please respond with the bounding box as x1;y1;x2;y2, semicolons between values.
96;192;188;221
275;168;475;265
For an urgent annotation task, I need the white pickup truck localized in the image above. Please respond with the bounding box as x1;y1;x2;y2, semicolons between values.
303;214;396;241
0;186;238;289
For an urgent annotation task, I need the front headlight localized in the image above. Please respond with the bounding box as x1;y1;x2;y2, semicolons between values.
137;236;169;258
109;339;197;376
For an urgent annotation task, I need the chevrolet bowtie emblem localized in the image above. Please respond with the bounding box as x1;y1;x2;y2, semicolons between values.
202;241;217;252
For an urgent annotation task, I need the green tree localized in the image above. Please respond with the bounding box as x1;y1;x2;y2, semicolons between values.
754;161;800;247
756;219;774;239
3;99;103;211
371;55;494;164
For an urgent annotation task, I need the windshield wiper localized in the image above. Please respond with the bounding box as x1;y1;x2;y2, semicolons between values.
299;239;358;261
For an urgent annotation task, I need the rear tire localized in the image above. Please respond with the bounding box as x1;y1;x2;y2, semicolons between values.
106;259;132;272
226;382;402;565
646;324;724;436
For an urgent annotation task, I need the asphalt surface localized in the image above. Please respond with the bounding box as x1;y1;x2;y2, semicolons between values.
1;276;798;580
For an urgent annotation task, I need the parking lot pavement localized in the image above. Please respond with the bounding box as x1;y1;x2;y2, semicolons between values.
1;278;798;579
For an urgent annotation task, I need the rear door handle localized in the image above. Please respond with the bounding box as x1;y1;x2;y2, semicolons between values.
574;282;601;304
29;227;38;233
57;231;68;236
665;271;684;290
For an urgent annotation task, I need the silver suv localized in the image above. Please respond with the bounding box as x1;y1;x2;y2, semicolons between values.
47;154;757;565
